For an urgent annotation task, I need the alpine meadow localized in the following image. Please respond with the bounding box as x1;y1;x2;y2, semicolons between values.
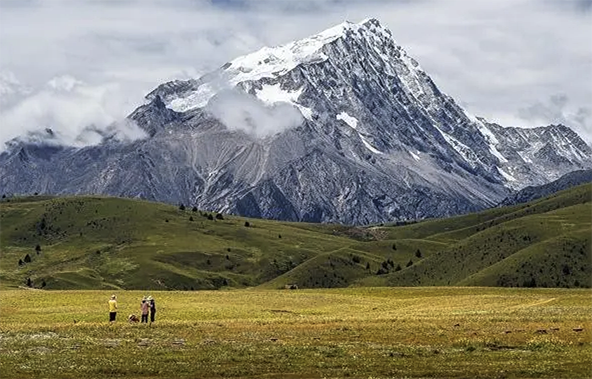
1;185;591;378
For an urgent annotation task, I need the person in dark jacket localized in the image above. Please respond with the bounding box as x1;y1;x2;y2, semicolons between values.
148;296;156;323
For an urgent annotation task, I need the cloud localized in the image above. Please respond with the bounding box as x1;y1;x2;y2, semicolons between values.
0;75;147;148
206;89;304;138
0;0;590;147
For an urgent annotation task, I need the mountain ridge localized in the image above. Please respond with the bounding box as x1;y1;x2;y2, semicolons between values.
1;18;590;224
499;169;592;207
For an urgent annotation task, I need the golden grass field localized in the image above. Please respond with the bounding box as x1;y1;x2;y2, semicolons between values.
1;287;591;378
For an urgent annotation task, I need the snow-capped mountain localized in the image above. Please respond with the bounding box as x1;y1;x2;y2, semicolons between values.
1;19;591;224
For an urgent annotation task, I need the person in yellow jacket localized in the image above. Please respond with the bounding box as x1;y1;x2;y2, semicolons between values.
108;294;118;322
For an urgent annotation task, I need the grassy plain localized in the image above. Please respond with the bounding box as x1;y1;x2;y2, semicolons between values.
1;287;591;378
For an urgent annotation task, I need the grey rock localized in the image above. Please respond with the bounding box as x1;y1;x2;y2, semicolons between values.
499;169;592;206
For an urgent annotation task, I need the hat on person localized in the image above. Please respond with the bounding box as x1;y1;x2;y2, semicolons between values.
147;296;153;301
142;296;147;301
111;294;116;299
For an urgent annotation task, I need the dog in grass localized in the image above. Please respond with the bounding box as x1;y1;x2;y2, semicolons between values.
128;314;140;323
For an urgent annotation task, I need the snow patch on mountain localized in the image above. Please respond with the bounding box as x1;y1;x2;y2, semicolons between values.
336;112;358;129
409;150;421;161
256;83;303;105
497;167;516;182
168;83;217;112
489;144;508;163
360;134;383;154
434;125;479;165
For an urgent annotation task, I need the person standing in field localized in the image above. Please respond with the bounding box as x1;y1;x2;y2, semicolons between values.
148;296;156;323
108;295;118;322
140;297;149;323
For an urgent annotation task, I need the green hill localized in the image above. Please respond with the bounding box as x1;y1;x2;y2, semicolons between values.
356;183;592;288
1;184;590;290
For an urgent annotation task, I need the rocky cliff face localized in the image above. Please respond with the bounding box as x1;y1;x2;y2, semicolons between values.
1;19;591;224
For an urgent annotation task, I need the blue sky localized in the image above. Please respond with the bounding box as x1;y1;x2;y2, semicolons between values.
0;0;590;146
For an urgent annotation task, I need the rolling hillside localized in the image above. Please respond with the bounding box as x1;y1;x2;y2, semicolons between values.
0;184;590;290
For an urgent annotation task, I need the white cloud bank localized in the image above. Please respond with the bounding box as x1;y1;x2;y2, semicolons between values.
0;0;590;148
207;89;304;138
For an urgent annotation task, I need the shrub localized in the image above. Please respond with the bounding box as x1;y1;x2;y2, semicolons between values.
24;254;31;263
18;259;23;266
352;255;361;264
376;268;388;275
366;262;370;270
215;213;224;220
179;204;186;211
189;216;194;222
165;219;169;223
415;249;422;258
395;264;402;271
41;280;46;288
278;234;282;239
192;206;198;212
406;259;413;267
207;214;214;221
381;261;389;270
244;221;250;227
26;278;32;287
35;244;41;253
392;243;397;250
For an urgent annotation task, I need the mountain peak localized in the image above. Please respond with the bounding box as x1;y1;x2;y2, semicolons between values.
227;17;393;78
160;18;397;112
